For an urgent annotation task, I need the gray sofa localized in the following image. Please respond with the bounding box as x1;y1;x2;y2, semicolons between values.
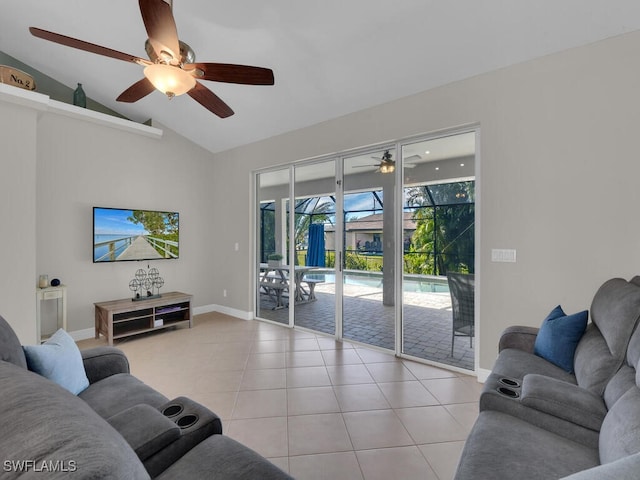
0;315;292;479
454;277;640;479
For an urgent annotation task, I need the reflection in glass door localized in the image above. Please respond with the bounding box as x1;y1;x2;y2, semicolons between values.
256;168;291;326
401;132;476;370
292;160;337;335
341;148;396;350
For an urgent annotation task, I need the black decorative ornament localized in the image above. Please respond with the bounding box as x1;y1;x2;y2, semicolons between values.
50;278;61;287
129;268;164;301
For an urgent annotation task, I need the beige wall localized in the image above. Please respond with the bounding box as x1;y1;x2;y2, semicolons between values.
0;88;216;344
0;100;38;343
209;30;640;372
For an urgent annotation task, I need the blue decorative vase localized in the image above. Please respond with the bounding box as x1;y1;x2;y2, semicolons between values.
73;83;86;108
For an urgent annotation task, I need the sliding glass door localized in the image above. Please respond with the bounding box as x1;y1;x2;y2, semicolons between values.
341;148;397;350
256;167;291;326
400;132;476;370
292;160;337;335
255;129;477;372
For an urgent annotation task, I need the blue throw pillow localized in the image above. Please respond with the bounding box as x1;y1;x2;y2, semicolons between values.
23;329;89;394
534;305;588;373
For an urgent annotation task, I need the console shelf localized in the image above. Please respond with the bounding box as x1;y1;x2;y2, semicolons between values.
94;291;192;346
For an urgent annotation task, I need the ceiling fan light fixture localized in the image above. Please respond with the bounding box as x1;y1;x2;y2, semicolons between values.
143;63;195;97
379;163;395;174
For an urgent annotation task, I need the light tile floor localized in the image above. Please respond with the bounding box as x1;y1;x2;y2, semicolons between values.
78;312;481;480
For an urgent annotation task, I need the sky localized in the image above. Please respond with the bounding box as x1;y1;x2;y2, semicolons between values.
94;208;147;236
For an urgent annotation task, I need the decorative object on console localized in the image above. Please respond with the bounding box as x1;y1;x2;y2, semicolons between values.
51;278;61;286
129;267;164;301
73;82;86;107
38;274;49;288
0;65;36;90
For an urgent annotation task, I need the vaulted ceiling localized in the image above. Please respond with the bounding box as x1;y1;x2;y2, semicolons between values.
2;1;640;154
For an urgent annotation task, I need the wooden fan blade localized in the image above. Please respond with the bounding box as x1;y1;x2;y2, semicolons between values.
116;78;156;103
184;63;274;85
139;0;181;62
187;82;234;118
29;27;148;65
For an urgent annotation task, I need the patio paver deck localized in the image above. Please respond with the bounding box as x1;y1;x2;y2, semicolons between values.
257;282;474;371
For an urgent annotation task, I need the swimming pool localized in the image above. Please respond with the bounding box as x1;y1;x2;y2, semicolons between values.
306;271;450;293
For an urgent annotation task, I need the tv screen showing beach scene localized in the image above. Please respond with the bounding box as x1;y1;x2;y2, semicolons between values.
93;207;179;262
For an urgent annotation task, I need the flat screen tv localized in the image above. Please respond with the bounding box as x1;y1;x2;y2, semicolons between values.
93;207;179;263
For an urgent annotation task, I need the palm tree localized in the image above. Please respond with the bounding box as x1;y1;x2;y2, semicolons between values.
405;182;475;275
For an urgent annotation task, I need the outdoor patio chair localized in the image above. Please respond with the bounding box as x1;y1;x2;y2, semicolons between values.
447;272;475;356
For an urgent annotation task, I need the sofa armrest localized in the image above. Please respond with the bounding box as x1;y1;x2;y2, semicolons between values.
498;326;539;353
108;404;181;461
81;346;130;383
521;373;607;431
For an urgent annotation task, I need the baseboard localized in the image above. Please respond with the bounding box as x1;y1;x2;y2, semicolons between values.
476;367;491;383
193;304;253;321
69;327;96;342
69;304;252;342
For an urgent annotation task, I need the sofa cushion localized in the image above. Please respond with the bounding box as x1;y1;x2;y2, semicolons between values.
625;320;640;369
0;360;149;479
79;372;169;419
453;410;599;480
603;365;637;410
490;347;578;385
573;278;640;394
573;325;626;395
590;278;640;356
23;329;89;395
599;385;640;464
534;306;588;373
0;315;27;368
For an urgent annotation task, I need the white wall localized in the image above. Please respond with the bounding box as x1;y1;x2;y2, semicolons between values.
0;100;38;343
208;30;640;372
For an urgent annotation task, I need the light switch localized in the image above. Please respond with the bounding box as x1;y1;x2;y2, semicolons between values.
492;248;516;263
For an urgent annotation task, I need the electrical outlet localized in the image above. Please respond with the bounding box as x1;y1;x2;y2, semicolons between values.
234;242;239;251
223;289;227;297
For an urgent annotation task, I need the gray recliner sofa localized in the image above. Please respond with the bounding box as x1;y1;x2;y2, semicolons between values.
0;315;292;479
454;277;640;479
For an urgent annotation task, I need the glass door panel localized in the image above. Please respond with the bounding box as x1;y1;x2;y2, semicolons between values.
292;160;337;334
342;149;396;350
256;168;291;326
400;132;476;370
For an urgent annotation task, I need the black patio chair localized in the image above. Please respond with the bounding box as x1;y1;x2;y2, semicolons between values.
447;272;475;356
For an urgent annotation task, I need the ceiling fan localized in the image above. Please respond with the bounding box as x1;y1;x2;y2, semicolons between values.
29;0;274;118
353;150;417;174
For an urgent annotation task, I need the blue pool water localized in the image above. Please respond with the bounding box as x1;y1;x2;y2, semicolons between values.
306;272;449;293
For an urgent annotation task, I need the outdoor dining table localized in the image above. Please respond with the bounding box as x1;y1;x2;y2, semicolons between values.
259;263;318;309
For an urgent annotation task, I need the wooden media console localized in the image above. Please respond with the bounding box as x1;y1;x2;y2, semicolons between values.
94;291;192;346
